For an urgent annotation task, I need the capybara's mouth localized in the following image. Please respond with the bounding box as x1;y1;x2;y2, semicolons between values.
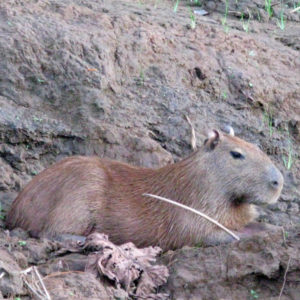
248;194;279;206
247;197;265;206
230;194;249;207
231;192;279;207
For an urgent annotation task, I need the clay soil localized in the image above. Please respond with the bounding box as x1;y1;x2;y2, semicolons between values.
0;0;299;299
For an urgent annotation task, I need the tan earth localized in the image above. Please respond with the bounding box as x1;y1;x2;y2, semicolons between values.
0;0;299;299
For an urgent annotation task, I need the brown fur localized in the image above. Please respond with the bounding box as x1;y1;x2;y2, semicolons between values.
6;132;283;250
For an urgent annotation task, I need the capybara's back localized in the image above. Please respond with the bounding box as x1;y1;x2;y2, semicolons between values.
7;156;108;237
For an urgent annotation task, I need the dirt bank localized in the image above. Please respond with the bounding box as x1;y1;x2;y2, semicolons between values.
0;0;299;299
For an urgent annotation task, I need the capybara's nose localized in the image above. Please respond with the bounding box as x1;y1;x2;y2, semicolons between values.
268;166;284;190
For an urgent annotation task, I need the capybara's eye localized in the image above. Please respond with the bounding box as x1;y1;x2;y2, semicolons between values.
230;151;245;160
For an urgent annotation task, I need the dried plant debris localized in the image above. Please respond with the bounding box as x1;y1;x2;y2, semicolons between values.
79;233;169;299
20;266;51;300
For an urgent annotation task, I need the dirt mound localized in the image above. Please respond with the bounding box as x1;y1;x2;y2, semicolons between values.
163;225;300;299
0;0;299;299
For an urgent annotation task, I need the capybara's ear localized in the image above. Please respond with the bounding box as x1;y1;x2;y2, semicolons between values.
204;129;222;151
222;125;235;136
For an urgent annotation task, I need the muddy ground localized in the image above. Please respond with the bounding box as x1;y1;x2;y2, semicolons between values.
0;0;299;299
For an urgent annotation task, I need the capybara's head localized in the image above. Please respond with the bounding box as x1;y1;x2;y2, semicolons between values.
200;128;283;208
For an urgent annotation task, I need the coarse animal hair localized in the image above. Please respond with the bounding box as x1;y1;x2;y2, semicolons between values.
7;130;284;250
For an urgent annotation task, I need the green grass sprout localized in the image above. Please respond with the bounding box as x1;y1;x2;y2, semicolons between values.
190;8;196;29
282;140;293;170
250;289;259;299
174;0;180;13
265;0;273;17
0;203;5;220
277;7;286;30
18;241;27;246
263;109;273;137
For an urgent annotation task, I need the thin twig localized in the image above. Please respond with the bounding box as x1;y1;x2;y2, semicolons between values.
291;6;300;13
129;294;149;299
33;266;51;300
278;256;291;300
43;270;85;280
271;1;282;7
272;0;296;7
20;266;34;275
185;115;197;151
23;277;44;300
20;266;51;300
281;227;288;248
143;193;240;241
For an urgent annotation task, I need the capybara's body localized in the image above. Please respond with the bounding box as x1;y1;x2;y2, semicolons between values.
6;131;284;250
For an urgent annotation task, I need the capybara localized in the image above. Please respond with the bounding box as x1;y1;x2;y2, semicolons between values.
6;129;283;250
